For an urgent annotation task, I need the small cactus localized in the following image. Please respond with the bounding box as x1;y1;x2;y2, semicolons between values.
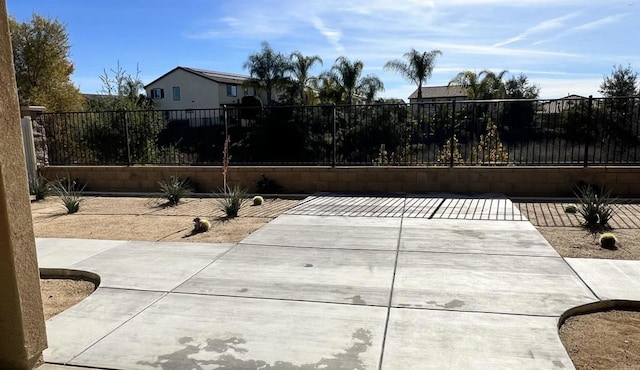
193;217;211;233
253;195;264;206
599;232;617;249
564;204;577;213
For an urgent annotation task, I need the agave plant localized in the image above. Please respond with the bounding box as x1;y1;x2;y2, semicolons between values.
159;176;193;206
218;185;247;218
574;185;616;233
52;178;86;214
29;175;51;201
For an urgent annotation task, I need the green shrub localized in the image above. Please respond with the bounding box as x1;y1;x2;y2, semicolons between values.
574;185;616;233
159;176;193;206
599;232;617;249
29;175;51;201
218;185;247;218
253;195;264;206
52;178;86;214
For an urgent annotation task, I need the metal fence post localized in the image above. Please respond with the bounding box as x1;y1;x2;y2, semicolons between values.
123;109;132;166
332;104;337;167
450;100;456;168
583;95;592;167
223;104;228;139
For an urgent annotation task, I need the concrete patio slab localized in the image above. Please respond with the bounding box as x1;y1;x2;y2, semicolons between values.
44;288;164;364
36;238;127;268
175;243;396;306
70;241;234;291
382;308;574;370
393;252;597;315
69;293;387;370
241;216;401;250
565;258;640;301
400;219;559;257
38;193;628;370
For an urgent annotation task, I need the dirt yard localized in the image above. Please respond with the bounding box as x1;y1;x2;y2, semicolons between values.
34;196;640;369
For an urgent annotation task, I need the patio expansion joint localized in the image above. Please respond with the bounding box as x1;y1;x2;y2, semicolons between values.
65;291;168;366
389;305;563;319
168;243;240;293
377;196;406;370
166;291;390;308
560;256;602;301
398;249;565;259
237;242;399;253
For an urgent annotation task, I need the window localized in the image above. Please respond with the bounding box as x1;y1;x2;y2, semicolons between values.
172;86;180;101
151;88;164;99
226;84;238;97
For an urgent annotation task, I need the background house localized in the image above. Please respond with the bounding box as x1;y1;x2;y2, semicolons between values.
408;85;467;104
144;67;266;126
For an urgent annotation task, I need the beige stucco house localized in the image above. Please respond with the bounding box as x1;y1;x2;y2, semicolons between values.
144;67;266;126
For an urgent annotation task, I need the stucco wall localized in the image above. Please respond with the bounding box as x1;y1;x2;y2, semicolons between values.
0;2;47;367
145;68;221;110
40;166;640;197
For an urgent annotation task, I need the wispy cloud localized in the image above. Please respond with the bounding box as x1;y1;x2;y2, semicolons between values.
492;13;579;47
311;16;344;52
534;13;629;45
571;14;628;31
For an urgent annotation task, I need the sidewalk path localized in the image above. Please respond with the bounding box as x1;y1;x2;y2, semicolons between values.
37;194;640;369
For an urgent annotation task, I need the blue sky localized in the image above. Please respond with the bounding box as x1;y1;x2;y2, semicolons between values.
8;0;639;100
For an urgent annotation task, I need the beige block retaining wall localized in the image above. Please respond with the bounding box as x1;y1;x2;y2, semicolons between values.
40;166;640;197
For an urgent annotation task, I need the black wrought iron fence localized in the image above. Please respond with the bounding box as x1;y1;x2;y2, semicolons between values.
36;96;640;166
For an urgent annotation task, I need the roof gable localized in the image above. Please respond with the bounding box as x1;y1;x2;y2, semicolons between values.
408;85;467;99
144;66;251;88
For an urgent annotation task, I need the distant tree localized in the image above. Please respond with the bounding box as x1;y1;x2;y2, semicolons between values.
312;73;343;104
504;73;540;99
501;74;541;141
384;49;442;100
323;57;384;104
598;65;640;150
87;62;153;111
599;64;639;97
359;75;385;104
9;13;84;111
243;41;290;105
288;51;322;105
449;69;508;100
327;57;364;104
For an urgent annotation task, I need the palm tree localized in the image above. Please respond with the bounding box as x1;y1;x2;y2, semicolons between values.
327;57;364;104
448;69;508;100
312;73;343;104
384;49;442;100
243;41;289;105
288;51;322;105
359;75;385;103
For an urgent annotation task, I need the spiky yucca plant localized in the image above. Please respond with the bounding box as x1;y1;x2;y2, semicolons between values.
218;185;247;218
574;185;615;233
159;176;193;206
52;178;85;214
29;175;51;201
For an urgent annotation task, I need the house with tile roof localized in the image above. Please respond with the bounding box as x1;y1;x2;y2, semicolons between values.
408;85;468;104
